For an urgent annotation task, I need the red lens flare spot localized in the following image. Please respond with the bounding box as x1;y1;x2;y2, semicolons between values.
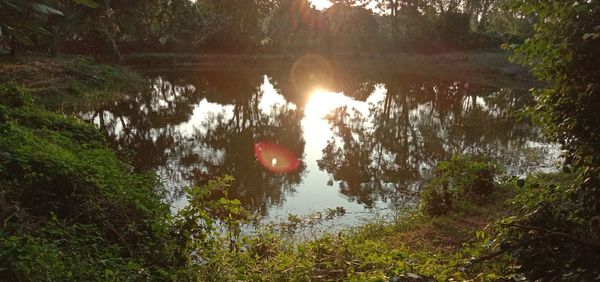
254;142;301;173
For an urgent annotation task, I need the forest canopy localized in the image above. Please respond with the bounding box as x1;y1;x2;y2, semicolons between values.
1;0;533;58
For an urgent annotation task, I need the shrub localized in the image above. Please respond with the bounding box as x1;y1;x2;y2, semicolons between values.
0;83;185;279
492;173;600;280
497;0;600;279
421;156;501;216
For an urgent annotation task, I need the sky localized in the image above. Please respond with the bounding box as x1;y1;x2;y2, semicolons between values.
309;0;379;11
309;0;333;10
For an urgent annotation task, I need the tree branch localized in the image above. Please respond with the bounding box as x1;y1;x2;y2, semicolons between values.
499;222;600;249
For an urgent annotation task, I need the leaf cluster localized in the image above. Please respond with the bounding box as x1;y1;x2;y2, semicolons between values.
0;0;96;46
497;0;600;279
421;156;502;216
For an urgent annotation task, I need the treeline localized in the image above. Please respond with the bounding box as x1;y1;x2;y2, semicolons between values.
1;0;533;59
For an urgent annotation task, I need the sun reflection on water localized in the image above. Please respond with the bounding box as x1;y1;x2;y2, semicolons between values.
305;89;358;119
302;89;366;157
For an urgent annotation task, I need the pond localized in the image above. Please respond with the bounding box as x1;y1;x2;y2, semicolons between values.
80;59;559;227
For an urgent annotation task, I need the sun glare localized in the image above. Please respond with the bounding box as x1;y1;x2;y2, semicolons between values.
309;0;332;10
304;88;373;120
305;89;342;118
302;89;368;156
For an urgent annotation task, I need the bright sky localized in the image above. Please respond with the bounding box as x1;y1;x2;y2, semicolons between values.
309;0;379;12
309;0;333;10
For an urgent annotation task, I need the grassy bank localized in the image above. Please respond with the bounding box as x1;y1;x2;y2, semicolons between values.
183;157;531;281
195;194;515;280
0;83;192;280
0;54;144;111
126;51;538;90
187;171;579;281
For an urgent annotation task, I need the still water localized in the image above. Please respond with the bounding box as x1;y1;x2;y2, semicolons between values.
80;64;558;226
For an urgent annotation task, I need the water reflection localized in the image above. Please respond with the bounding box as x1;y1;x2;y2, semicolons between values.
191;82;305;215
317;80;541;208
80;69;555;222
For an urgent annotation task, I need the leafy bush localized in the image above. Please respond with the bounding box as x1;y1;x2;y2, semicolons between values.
0;83;186;279
421;156;501;216
489;173;600;280
174;175;251;262
496;0;600;279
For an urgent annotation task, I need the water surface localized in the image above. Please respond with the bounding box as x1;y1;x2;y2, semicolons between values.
80;65;558;226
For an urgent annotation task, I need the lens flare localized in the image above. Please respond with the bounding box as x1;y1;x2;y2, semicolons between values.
254;142;301;173
291;55;333;95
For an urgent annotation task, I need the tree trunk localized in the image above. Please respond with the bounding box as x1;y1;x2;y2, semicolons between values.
9;36;17;58
390;0;398;38
477;1;491;32
105;30;124;63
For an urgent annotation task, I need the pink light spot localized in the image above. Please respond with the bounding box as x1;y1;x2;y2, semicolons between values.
254;142;301;173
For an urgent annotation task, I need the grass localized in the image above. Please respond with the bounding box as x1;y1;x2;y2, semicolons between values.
0;53;145;111
354;181;516;253
186;167;579;281
181;174;523;281
0;83;185;280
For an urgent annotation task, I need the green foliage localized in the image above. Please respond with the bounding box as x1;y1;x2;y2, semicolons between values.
0;83;34;108
496;0;600;279
490;173;600;280
179;184;518;281
434;12;472;48
189;220;420;280
510;0;600;171
0;227;156;281
0;0;96;54
2;0;536;56
156;156;519;281
11;55;146;111
175;175;251;263
421;156;502;216
111;0;218;52
0;1;64;46
0;83;186;280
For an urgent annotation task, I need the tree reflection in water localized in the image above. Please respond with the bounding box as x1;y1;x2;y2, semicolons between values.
317;78;540;209
81;73;305;216
80;69;551;220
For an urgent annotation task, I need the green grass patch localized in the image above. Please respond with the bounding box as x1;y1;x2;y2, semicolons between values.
0;54;145;111
0;83;187;280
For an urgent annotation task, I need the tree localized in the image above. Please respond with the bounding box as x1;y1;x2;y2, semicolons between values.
200;0;274;51
0;0;96;55
325;2;380;52
374;0;400;37
496;0;600;279
268;0;325;52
